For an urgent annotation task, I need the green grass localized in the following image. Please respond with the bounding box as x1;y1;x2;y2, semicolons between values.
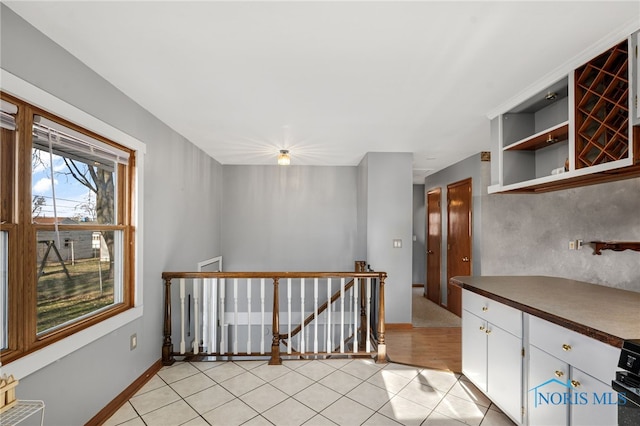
37;258;115;333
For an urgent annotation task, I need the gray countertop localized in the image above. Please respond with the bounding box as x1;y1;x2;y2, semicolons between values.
450;275;640;348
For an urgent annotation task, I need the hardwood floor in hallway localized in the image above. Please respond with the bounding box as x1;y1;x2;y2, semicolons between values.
385;327;462;373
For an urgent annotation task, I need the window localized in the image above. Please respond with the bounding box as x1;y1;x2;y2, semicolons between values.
1;92;136;364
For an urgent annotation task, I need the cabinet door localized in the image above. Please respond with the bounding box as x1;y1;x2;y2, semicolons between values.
487;325;522;423
462;310;487;392
528;345;570;426
570;367;618;426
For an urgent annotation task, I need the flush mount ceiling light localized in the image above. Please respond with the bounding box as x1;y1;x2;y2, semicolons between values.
277;149;290;166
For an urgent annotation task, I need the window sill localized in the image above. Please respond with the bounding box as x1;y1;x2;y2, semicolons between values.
1;305;143;379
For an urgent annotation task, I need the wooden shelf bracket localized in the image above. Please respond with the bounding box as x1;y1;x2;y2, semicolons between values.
590;241;640;255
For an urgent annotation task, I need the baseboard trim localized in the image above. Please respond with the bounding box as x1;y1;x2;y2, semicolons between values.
385;323;413;330
86;359;163;426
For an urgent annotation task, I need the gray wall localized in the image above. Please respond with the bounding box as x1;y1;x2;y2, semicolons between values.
413;184;425;285
362;153;413;324
482;177;640;292
221;165;358;271
356;155;369;261
424;153;490;306
1;6;222;425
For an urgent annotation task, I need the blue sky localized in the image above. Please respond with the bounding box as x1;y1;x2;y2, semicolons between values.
32;150;94;219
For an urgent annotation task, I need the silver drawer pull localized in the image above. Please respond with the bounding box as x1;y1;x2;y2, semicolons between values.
554;370;564;378
562;344;572;352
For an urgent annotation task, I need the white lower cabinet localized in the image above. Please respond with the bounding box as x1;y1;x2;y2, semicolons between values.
527;316;618;426
462;311;488;391
462;291;523;424
528;345;570;425
461;291;620;426
528;345;618;425
487;324;523;422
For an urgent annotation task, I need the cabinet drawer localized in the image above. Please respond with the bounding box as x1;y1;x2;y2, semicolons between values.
462;290;522;337
529;316;619;383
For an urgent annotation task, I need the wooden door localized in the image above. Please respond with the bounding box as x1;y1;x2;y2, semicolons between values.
446;178;472;317
426;188;441;304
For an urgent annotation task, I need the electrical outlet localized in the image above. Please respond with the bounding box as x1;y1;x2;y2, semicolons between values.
568;241;575;250
130;333;137;350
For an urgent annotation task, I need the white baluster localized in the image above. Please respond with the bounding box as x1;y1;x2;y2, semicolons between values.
300;278;305;354
260;278;265;355
326;278;331;353
247;278;252;355
203;278;210;352
314;278;318;354
306;317;310;355
366;278;371;353
348;284;352;344
220;278;226;354
233;278;238;355
287;278;292;354
353;276;358;353
340;278;345;353
211;278;217;353
193;279;200;354
179;278;186;354
332;297;337;352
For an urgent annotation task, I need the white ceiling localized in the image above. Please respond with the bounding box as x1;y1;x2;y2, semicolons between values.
5;1;640;183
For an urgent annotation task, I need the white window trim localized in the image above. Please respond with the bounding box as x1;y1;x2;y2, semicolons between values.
0;69;145;379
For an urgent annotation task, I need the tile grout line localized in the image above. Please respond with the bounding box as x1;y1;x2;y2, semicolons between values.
110;360;508;426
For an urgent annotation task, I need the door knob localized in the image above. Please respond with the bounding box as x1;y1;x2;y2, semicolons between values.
427;250;434;254
462;257;470;262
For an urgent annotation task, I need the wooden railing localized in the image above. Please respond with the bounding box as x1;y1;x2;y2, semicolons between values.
162;262;387;366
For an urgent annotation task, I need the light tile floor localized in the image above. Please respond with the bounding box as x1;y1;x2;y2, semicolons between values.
104;358;515;426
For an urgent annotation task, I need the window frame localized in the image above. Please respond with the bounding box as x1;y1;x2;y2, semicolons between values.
1;70;145;377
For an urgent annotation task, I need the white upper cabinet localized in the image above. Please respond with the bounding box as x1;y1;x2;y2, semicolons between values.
489;33;639;193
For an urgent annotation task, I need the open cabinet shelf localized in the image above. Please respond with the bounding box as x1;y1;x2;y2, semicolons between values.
504;122;570;151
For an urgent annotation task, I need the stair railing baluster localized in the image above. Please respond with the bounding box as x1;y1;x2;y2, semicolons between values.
247;278;252;355
260;278;265;355
162;277;174;365
269;277;282;365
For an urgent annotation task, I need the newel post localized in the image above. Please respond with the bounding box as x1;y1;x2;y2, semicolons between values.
162;277;175;365
376;273;387;363
269;277;282;365
356;261;366;348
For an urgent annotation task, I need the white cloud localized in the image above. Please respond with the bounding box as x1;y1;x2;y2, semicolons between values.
32;177;56;194
32;151;65;173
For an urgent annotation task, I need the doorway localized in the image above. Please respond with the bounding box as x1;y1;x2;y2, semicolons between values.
426;188;441;305
446;178;472;317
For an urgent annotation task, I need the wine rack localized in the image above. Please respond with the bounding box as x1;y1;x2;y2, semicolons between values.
575;40;629;169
